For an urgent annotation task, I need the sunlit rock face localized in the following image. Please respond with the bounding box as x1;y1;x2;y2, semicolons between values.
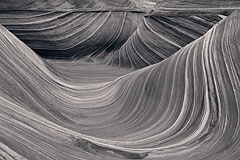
1;4;240;159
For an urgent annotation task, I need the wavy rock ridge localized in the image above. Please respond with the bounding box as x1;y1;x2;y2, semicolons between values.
0;10;227;68
1;7;240;160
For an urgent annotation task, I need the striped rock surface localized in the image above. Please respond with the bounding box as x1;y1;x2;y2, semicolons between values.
0;7;240;160
0;0;136;10
0;10;228;68
0;0;157;10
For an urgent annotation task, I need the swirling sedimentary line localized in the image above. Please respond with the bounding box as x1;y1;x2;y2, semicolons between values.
1;8;240;160
0;10;144;60
107;12;224;68
0;10;228;69
0;10;224;68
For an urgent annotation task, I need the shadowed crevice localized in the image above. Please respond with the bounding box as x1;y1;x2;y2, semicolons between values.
71;136;149;159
